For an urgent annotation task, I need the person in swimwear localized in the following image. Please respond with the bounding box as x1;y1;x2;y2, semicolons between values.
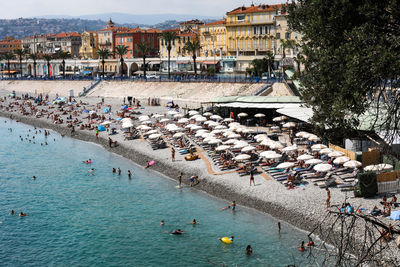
299;241;305;252
10;210;15;215
189;219;197;224
245;245;253;255
112;168;116;173
117;168;121;175
220;206;230;210
171;229;184;235
19;212;27;217
32;176;36;180
231;201;236;211
128;170;132;179
160;220;165;226
88;168;95;175
306;236;314;247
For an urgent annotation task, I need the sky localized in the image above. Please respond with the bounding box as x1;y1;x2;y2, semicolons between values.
0;0;283;19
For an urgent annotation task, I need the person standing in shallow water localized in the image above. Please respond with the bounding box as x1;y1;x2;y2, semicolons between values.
231;201;236;211
117;168;121;175
128;170;132;179
178;172;183;187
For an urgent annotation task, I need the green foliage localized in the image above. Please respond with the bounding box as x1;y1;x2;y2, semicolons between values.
136;42;154;78
287;0;400;145
161;31;178;78
247;53;275;78
97;49;111;78
183;39;201;75
355;172;378;198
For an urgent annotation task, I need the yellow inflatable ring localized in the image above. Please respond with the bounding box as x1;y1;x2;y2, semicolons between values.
220;237;233;244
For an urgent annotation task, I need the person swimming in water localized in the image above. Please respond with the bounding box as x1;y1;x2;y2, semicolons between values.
117;168;121;175
112;168;116;173
10;210;15;215
220;206;231;210
189;219;197;225
245;245;253;255
88;168;95;176
32;176;36;180
306;236;314;247
299;241;305;252
231;201;236;211
19;212;27;217
171;229;184;235
128;170;132;179
160;220;165;226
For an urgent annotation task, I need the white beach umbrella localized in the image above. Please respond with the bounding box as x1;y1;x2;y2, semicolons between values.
203;112;213;117
311;144;327;150
139;125;152;131
191;125;203;130
328;151;344;158
211;129;224;135
242;128;255;134
263;153;282;160
229;122;240;127
277;162;295;169
101;121;112;125
208;121;220;127
235;154;251;162
259;151;276;157
204;120;214;125
138;115;150;121
208;139;222;145
141;120;153;125
173;113;184;118
254;113;266;118
185;124;195;129
215;125;227;130
260;140;274;146
364;165;377;172
196;116;207;122
120;118;133;124
308;135;321;142
188;110;199;116
224;118;234;122
237;113;248;117
233;141;249;149
160;118;170;123
270;126;280;130
297;154;314;161
190;115;202;120
216;145;230;151
148;133;162;140
268;142;284;150
313;163;333;172
224;139;238;145
144;129;158;135
166;123;178;129
305;159;323;165
376;164;393;171
228;133;241;139
333;156;350;165
343;160;362;169
122;122;134;129
170;127;184;132
319;148;332;155
295;131;309;137
282;122;297;128
173;132;184;138
210;115;223;120
223;131;234;137
273;116;287;122
152;114;164;118
255;134;268;140
282;145;298;152
177;118;189;124
136;125;149;130
241;146;256;153
168;110;178;115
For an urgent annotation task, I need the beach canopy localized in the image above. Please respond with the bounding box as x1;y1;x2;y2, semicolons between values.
328;151;344;158
273;116;287;122
139;115;150;121
343;160;362;168
295;131;309;137
313;163;333;172
173;132;184;138
160;118;170;123
196;116;207;122
311;144;327;150
152;114;164;118
120;118;133;124
241;146;256;153
282;122;297;128
308;135;320;142
233;141;249;149
149;134;162;139
144;130;158;135
277;162;295;169
282;145;297;152
254;113;265;118
319;148;332;155
224;118;234;122
237;113;248;117
203;112;213;117
333;156;350;165
174;114;184;118
101;121;112;126
262;153;282;159
216;145;230;151
235;154;251;161
305;159;323;165
178;118;189;124
210;115;222;120
297;154;314;161
188;110;199;116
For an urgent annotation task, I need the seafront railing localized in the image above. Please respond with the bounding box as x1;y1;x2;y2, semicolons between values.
0;75;278;84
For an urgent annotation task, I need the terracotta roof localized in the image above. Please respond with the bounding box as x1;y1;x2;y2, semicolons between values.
99;26;129;32
180;19;204;25
0;39;21;44
116;28;162;35
54;32;80;38
203;19;226;26
178;31;198;37
226;4;284;15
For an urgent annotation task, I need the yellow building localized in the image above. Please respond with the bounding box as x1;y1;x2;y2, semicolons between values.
199;20;227;58
79;31;98;59
225;4;300;57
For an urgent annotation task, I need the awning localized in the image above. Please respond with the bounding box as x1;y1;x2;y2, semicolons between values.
177;61;189;64
203;61;219;65
216;102;303;109
1;70;18;74
276;107;313;123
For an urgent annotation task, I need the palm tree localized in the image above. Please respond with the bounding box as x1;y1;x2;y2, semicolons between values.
29;53;38;77
279;39;296;78
265;50;275;79
115;45;128;76
161;31;178;78
97;49;111;79
3;52;14;78
14;49;25;78
57;50;70;78
183;39;201;75
42;54;53;78
136;42;154;78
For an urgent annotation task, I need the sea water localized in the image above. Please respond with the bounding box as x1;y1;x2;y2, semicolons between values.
0;119;315;267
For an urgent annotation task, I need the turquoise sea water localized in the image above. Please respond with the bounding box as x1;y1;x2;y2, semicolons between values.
0;119;313;267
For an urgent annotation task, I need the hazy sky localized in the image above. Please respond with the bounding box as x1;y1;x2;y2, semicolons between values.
1;0;283;18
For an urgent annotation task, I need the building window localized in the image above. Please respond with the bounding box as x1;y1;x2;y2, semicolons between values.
253;27;257;35
285;32;291;39
260;27;263;35
276;33;281;39
237;15;245;21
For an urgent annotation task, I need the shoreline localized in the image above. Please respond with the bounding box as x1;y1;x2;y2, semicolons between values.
0;111;321;235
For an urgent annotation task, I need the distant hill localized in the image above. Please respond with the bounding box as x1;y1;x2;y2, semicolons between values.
37;13;219;25
0;16;219;40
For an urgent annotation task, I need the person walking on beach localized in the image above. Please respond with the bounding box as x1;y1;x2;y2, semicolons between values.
171;147;175;162
249;170;255;186
326;188;331;211
178;172;182;187
96;129;99;139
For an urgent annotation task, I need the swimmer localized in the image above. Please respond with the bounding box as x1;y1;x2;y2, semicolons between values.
117;168;121;175
88;168;95;175
299;241;305;252
171;229;184;235
231;201;236;211
220;206;231;210
245;245;253;255
10;209;15;215
189;219;197;225
112;168;116;173
32;176;36;180
278;222;281;234
160;220;165;226
128;170;132;179
19;212;27;217
306;237;314;247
